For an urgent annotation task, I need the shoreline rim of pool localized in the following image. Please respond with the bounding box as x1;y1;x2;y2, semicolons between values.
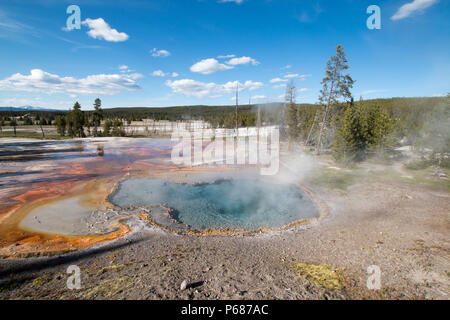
106;176;329;237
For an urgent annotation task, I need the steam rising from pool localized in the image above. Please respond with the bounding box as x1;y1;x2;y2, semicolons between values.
110;178;320;230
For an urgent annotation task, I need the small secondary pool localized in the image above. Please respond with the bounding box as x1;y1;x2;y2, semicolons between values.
110;178;320;231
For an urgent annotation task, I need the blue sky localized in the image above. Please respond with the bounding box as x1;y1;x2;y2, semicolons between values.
0;0;448;110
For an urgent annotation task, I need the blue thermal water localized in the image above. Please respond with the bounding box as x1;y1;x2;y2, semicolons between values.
110;178;320;230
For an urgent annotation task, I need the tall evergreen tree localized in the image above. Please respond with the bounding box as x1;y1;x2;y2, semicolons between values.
333;99;395;163
10;119;17;137
366;104;395;156
103;119;112;136
92;98;103;137
71;102;85;138
332;99;367;163
56;116;67;136
315;45;355;153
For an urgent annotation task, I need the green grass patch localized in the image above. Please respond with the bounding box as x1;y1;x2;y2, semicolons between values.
406;167;450;191
376;167;450;191
304;168;361;190
404;159;432;170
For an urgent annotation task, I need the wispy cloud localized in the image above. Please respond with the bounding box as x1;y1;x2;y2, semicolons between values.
359;89;387;96
391;0;438;21
270;78;288;84
296;2;323;23
0;69;141;96
152;70;179;77
217;54;236;59
166;79;263;98
150;48;171;57
57;36;103;51
284;73;311;80
218;0;244;4
0;9;30;32
251;95;267;100
119;65;132;73
0;9;40;42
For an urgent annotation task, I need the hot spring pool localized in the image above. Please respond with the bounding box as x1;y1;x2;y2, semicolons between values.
110;178;320;231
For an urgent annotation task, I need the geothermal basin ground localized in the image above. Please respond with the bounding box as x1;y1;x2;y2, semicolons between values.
0;137;448;300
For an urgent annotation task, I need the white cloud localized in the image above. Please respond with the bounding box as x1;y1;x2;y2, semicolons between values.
273;84;287;89
190;58;233;75
119;65;135;73
270;77;288;83
128;73;143;79
251;95;267;100
82;18;129;42
284;73;311;80
277;89;308;100
150;48;171;57
152;70;166;77
217;54;236;59
166;79;216;98
218;0;244;4
391;0;438;20
243;80;264;91
226;56;259;66
165;79;263;98
281;65;292;70
152;70;179;78
360;89;386;95
284;73;300;79
0;69;140;96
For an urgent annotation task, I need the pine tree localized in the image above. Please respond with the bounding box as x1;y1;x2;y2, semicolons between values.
366;104;395;156
56;116;67;136
332;99;367;163
66;112;74;138
71;102;85;138
10;119;17;137
92;98;103;137
103;119;112;136
315;45;355;154
112;119;125;137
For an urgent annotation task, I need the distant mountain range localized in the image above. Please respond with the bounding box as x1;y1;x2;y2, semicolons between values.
0;106;66;112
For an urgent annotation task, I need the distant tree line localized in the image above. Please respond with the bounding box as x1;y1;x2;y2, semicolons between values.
54;98;126;138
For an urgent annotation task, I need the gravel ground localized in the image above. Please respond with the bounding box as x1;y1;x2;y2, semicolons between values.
0;177;448;300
